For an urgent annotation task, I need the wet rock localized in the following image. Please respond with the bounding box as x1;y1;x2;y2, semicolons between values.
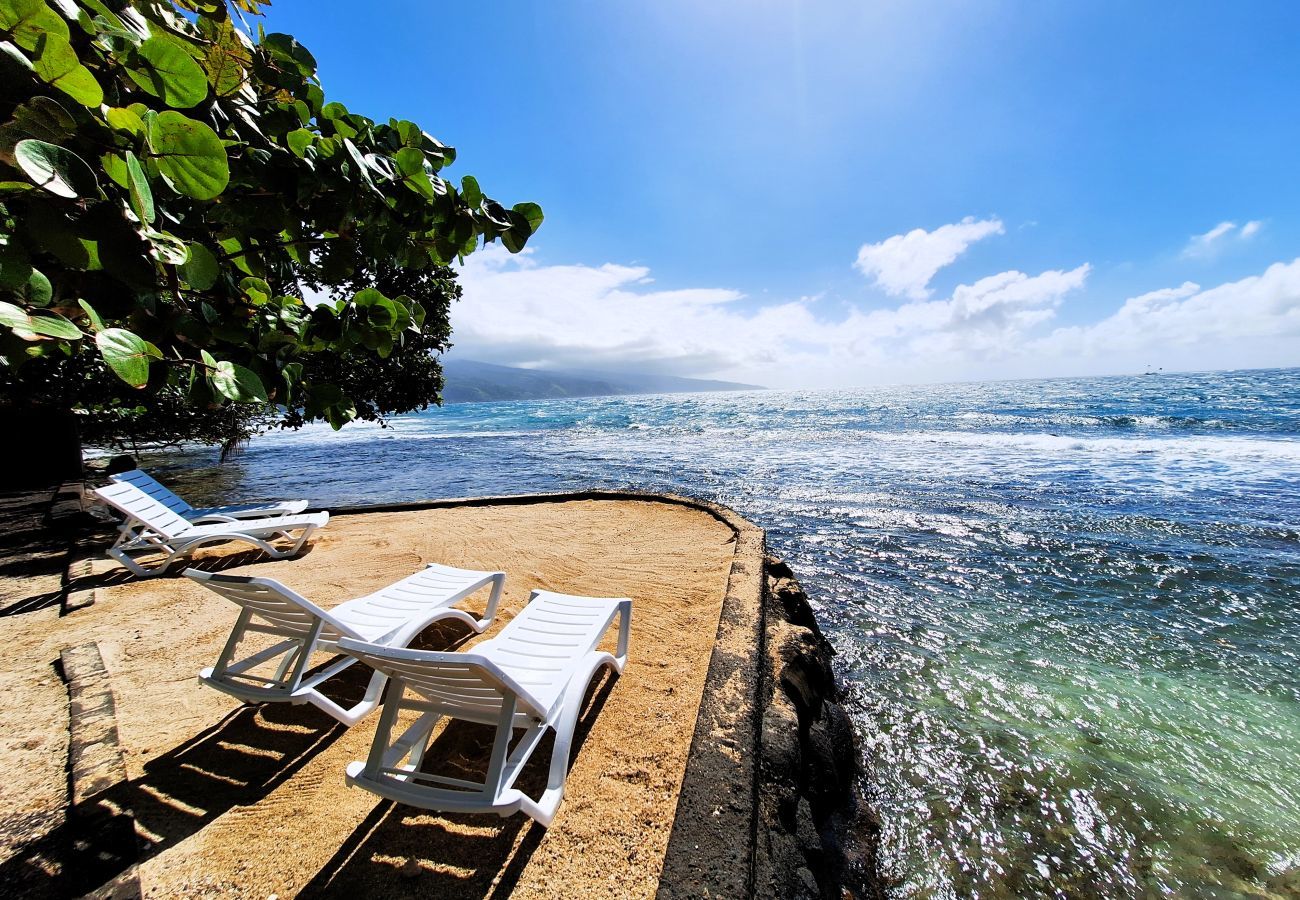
755;556;881;899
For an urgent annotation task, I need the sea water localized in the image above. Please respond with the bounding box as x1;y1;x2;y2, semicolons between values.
139;368;1300;898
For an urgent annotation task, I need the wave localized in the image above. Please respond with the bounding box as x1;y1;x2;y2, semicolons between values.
951;411;1234;431
870;429;1300;463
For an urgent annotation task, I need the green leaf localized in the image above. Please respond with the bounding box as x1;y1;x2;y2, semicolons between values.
100;150;128;189
30;32;102;106
0;300;29;329
393;147;425;178
202;15;250;96
95;327;159;387
78;298;103;331
105;106;146;136
0;0;69;52
22;267;51;306
286;128;312;157
512;201;544;233
179;242;217;289
0;241;32;288
210;360;267;403
394;147;435;199
127;36;208;108
5;96;75;146
147;110;229;200
461;175;483;208
124;150;154;224
260;32;315;76
325;399;355;430
14;138;98;198
239;276;271;305
144;228;187;264
26;309;81;339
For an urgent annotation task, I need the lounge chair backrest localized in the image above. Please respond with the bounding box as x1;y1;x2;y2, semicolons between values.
339;642;548;722
95;480;194;539
187;570;359;642
108;469;193;516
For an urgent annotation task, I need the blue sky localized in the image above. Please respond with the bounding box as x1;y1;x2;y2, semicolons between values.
269;1;1300;387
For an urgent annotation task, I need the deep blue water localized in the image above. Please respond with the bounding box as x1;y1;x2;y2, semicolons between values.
140;368;1300;898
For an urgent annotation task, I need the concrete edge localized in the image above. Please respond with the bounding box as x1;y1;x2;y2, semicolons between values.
57;643;141;898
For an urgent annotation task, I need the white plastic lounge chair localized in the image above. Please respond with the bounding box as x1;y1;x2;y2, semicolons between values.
339;589;631;827
191;563;506;726
94;480;328;578
110;468;309;523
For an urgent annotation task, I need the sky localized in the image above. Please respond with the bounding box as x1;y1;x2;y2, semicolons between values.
268;1;1300;388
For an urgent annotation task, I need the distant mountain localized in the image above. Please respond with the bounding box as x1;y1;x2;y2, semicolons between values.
440;359;764;404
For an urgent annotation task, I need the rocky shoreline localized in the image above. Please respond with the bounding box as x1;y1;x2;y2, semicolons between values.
757;557;880;899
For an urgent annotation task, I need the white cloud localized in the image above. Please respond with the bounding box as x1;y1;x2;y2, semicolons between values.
1036;260;1300;362
453;242;1087;387
1182;219;1263;259
854;216;1004;299
450;222;1300;388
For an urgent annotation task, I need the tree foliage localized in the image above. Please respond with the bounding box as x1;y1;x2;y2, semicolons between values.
0;0;541;445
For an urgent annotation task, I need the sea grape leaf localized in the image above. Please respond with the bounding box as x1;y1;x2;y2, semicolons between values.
260;32;315;76
95;326;160;387
210;359;267;402
22;267;51;305
0;300;29;329
202;14;250;96
105;106;146;136
78;298;103;331
30;32;102;106
127;36;208;108
461;175;482;207
0;241;32;288
14;138;99;197
286;127;312;157
26;309;81;339
4;96;76;148
0;0;69;51
513;201;544;233
179;242;217;289
124;150;154;223
147;110;228;199
144;228;187;264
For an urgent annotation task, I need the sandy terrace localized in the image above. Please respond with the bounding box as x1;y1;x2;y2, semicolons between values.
0;498;737;898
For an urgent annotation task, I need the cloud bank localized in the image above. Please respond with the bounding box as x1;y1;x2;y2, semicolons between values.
452;218;1300;388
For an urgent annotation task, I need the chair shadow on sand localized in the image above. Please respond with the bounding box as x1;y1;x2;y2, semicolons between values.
299;668;620;899
0;616;498;897
0;697;345;896
68;541;323;592
0;543;318;618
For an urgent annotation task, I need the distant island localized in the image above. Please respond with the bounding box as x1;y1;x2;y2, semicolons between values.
441;359;765;404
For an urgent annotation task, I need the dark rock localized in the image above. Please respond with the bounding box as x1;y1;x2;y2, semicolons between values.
756;556;878;899
104;455;137;477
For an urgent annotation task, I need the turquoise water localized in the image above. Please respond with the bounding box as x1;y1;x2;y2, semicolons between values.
146;368;1300;897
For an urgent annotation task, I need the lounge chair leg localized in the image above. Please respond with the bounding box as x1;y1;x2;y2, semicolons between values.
476;573;506;630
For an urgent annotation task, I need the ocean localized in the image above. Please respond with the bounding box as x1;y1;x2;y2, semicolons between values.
137;367;1300;898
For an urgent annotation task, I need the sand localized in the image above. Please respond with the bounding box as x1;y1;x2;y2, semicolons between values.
0;499;737;898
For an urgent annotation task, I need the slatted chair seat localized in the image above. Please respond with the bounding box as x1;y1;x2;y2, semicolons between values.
192;563;506;726
93;480;327;578
340;589;632;826
110;468;309;523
